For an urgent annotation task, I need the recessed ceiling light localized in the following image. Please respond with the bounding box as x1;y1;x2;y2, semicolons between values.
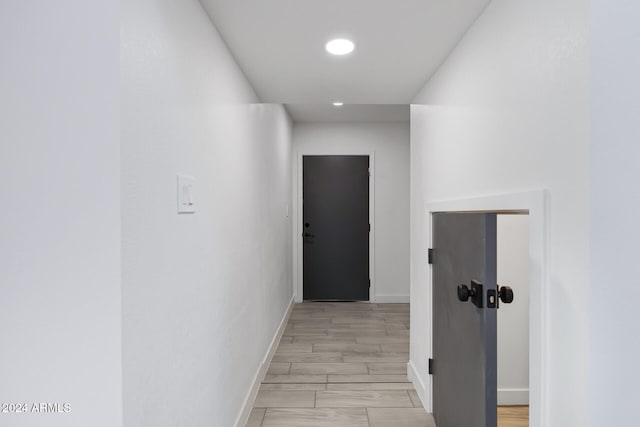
326;38;355;55
333;102;344;107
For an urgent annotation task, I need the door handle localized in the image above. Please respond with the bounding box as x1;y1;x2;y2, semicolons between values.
457;280;483;308
498;286;514;304
457;284;472;302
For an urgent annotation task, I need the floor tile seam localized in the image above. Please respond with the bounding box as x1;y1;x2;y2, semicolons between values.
257;407;266;427
406;390;414;408
261;382;329;385
263;406;383;409
262;406;423;410
256;405;319;409
326;382;409;385
319;381;411;386
314;403;416;409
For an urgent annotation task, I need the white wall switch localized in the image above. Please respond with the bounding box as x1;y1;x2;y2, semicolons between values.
177;174;196;213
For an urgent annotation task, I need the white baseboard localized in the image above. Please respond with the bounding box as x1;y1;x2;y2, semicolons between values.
498;388;529;406
407;359;430;412
375;294;410;303
234;296;295;427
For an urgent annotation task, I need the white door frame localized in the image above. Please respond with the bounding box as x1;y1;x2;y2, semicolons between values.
293;151;376;303
423;189;548;427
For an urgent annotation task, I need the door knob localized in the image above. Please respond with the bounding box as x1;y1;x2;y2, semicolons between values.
457;280;483;308
498;286;514;304
457;284;472;302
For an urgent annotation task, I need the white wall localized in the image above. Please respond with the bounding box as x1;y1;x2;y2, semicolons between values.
497;215;529;405
590;1;640;426
121;1;292;426
410;0;589;425
0;1;121;426
292;122;410;302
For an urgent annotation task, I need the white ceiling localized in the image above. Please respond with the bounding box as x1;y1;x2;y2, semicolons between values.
200;0;491;122
286;104;409;123
200;0;490;106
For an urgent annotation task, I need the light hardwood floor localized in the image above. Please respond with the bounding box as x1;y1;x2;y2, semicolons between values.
247;302;435;427
498;406;529;427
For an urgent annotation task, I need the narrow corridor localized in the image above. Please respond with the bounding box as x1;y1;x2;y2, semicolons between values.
247;302;434;426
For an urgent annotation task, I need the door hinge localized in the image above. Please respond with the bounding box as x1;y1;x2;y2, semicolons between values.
428;358;434;375
368;223;371;232
428;248;433;264
368;279;371;288
368;167;371;176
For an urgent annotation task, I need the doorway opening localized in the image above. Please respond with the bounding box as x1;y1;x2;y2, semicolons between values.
301;155;371;301
423;190;547;427
496;213;529;427
430;211;530;427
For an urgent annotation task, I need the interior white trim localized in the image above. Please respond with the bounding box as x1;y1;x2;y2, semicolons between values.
293;151;376;303
407;359;428;409
422;189;547;426
233;296;295;427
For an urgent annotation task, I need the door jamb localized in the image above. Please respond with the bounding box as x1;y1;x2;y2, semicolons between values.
293;151;376;303
422;190;548;427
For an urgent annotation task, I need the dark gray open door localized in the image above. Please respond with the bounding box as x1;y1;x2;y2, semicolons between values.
432;213;497;427
303;155;369;301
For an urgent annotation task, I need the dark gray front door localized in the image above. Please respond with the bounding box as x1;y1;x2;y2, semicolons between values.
303;155;369;301
432;213;497;427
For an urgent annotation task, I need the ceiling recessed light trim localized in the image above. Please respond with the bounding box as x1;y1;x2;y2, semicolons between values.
333;102;344;107
325;38;355;55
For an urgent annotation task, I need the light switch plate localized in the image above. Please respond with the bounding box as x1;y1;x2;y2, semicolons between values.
177;174;196;213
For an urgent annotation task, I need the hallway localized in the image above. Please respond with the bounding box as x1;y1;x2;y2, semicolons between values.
5;1;637;426
247;303;434;426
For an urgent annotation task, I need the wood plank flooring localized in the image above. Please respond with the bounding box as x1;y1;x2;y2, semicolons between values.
247;302;435;427
498;406;529;427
